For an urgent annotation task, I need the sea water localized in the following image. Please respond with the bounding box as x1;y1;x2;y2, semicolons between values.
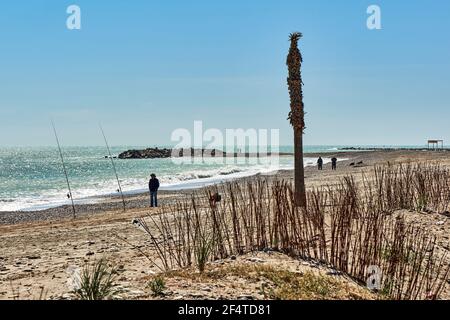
0;146;344;211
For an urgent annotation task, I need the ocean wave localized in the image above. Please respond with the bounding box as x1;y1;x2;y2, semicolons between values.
0;157;343;212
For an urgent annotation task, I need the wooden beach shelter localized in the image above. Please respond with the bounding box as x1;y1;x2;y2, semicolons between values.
427;139;444;150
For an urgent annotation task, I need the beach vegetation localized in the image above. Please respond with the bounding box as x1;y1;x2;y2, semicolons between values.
416;195;428;211
134;163;449;300
148;275;166;297
167;264;374;300
195;233;214;273
74;258;120;300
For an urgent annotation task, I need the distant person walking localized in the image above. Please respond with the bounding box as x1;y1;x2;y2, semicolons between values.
317;157;323;170
331;157;337;170
148;173;160;207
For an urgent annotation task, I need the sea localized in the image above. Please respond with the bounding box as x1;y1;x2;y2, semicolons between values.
0;145;425;212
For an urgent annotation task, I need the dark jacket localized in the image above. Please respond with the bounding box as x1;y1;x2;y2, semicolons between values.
149;178;160;192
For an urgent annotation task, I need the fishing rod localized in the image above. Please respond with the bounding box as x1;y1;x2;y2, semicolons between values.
51;120;76;218
100;124;126;212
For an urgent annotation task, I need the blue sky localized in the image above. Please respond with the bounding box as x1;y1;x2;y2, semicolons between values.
0;0;449;146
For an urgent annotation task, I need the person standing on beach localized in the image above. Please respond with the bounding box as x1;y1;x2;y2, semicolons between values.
148;173;160;207
331;157;337;170
317;157;323;170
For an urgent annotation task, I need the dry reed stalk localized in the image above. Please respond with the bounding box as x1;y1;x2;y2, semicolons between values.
132;163;449;299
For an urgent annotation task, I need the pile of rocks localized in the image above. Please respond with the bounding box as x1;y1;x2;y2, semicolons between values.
118;148;172;159
118;148;226;159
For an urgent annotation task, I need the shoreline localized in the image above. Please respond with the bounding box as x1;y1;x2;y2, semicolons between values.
0;151;353;216
1;149;449;226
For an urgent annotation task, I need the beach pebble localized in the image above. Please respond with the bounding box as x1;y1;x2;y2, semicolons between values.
128;290;145;296
26;255;41;260
326;270;342;276
60;293;74;300
246;257;265;263
238;295;255;300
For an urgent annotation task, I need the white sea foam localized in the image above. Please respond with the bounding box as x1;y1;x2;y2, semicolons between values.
0;157;344;212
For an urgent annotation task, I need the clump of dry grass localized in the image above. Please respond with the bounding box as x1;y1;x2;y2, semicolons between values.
260;269;366;300
166;264;374;300
373;162;450;213
148;275;166;297
74;258;121;300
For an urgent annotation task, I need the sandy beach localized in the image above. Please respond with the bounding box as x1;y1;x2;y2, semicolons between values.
1;150;449;300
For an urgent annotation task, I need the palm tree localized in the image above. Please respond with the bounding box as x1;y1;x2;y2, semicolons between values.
287;32;307;207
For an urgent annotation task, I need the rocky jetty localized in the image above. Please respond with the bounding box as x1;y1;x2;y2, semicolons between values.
118;148;172;159
117;147;293;159
118;148;226;159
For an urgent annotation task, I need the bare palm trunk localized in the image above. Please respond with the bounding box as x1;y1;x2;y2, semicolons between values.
287;32;307;207
294;129;307;207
